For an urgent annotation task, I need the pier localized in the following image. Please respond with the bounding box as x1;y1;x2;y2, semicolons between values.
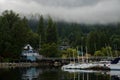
0;57;116;67
36;56;115;66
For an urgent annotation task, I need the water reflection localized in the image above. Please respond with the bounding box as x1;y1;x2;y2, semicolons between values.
21;67;41;80
108;71;120;80
62;69;120;80
0;67;120;80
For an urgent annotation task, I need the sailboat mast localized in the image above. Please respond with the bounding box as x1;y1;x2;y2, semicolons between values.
81;46;84;63
72;49;75;63
86;46;88;63
77;46;79;63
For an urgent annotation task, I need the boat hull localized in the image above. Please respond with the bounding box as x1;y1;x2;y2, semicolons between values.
108;64;120;70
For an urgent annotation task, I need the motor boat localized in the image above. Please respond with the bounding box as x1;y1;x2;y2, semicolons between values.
106;57;120;70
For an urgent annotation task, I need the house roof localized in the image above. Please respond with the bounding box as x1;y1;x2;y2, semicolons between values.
23;44;33;50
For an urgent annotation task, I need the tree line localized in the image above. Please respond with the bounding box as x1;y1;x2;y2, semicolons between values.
0;10;120;61
0;10;58;61
29;17;120;57
55;22;120;57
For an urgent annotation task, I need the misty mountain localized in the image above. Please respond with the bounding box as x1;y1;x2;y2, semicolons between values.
28;18;120;38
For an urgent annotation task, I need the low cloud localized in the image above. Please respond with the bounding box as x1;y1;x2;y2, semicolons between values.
0;0;120;23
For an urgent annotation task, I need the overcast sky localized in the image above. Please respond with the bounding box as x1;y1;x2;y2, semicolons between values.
0;0;120;23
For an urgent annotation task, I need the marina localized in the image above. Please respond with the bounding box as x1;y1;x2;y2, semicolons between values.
0;1;120;79
61;57;120;70
0;66;120;80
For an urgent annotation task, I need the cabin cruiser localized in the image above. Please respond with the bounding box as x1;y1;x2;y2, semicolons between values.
106;57;120;70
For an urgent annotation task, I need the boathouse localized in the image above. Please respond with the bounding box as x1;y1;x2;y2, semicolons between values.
21;44;40;62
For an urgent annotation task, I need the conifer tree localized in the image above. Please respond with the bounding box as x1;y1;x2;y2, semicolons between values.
46;17;58;44
37;15;45;48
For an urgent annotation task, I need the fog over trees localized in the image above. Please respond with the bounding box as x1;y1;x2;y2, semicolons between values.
0;10;120;61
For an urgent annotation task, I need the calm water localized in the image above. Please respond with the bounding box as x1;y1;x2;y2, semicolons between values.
0;66;120;80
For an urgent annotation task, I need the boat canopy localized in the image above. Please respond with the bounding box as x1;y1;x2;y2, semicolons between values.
111;57;120;64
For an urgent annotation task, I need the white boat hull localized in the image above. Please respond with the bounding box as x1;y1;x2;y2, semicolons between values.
61;63;98;70
108;64;120;70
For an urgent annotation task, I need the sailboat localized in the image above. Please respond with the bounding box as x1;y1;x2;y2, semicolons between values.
61;46;96;70
77;46;97;69
61;48;81;69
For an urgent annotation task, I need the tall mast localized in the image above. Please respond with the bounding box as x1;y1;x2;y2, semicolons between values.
81;46;84;63
86;46;88;63
77;46;79;63
73;49;75;63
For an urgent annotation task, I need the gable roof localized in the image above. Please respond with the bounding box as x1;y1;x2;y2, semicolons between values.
24;44;33;50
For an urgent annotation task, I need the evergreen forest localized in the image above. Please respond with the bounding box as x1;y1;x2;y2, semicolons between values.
0;10;120;62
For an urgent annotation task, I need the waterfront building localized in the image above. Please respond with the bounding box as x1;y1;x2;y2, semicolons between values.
21;44;40;62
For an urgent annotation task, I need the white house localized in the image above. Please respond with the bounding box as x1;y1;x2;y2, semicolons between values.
21;44;40;61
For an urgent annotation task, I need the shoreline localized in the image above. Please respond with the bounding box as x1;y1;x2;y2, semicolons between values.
0;62;39;68
0;62;62;68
